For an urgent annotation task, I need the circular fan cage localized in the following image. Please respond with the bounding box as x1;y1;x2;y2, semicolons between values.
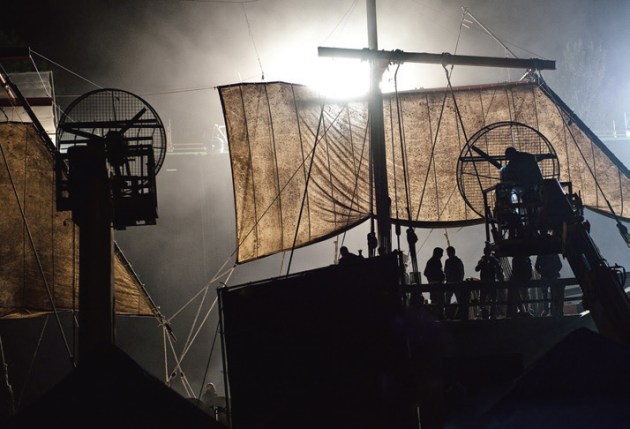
56;88;167;228
457;121;560;217
57;88;167;175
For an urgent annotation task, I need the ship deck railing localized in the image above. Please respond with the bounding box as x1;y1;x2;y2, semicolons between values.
401;277;585;319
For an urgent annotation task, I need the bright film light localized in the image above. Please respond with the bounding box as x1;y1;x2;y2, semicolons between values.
305;58;370;99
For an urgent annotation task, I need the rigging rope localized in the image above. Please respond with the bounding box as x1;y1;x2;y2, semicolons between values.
167;261;234;323
547;88;630;245
442;64;488;227
162;324;169;383
334;104;372;261
176;297;219;368
195;322;221;401
166;336;195;396
392;64;413;223
16;316;48;410
391;63;420;274
368;111;376;257
29;49;103;90
241;4;265;80
387;95;401;251
162;260;235;396
181;287;210;358
28;52;65;126
414;91;447;221
323;0;360;43
0;135;74;365
286;98;327;276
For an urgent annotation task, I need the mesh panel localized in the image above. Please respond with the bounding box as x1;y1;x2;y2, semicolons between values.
57;88;166;174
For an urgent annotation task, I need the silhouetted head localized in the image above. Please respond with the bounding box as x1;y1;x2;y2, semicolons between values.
201;382;218;403
433;247;444;257
505;146;517;160
340;246;349;256
446;246;455;257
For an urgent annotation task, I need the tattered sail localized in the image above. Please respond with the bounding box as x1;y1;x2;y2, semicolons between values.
219;80;630;263
0;122;158;318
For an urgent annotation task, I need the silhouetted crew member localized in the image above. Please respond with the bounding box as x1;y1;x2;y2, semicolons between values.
500;147;544;236
338;246;362;265
406;228;420;284
444;246;467;319
367;231;378;258
535;253;563;317
500;147;543;185
424;247;445;316
510;255;533;317
200;382;227;423
475;246;504;319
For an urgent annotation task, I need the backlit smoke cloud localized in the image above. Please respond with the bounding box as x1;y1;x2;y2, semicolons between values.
2;0;630;400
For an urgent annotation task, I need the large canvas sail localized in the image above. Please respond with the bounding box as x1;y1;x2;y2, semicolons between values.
219;80;630;263
0;122;158;318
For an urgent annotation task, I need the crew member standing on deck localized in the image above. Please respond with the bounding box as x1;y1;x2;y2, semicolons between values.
475;246;504;319
535;253;563;317
424;247;445;317
510;255;533;317
444;246;467;319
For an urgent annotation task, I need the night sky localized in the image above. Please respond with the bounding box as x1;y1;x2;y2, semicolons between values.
2;0;630;409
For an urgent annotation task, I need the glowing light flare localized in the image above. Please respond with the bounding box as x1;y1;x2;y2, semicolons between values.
297;58;446;100
304;58;371;99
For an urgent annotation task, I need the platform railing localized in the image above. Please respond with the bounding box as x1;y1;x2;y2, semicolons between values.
402;277;583;320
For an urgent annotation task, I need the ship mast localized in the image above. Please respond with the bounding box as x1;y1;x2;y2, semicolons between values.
366;0;391;255
319;0;555;255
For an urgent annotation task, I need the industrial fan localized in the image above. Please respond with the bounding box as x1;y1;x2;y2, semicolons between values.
456;121;560;217
56;88;166;229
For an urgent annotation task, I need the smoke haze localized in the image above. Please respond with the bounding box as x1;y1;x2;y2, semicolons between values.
2;0;630;403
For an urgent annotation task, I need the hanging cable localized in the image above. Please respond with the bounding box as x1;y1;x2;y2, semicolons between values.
461;7;518;59
162;324;169;383
323;0;360;43
195;322;221;401
180;287;210;359
242;4;265;80
29;49;103;90
438;15;478;247
388;95;402;251
174;297;219;369
392;64;413;222
166;336;195;396
164;264;235;395
391;63;420;275
368;122;377;257
167;262;234;323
